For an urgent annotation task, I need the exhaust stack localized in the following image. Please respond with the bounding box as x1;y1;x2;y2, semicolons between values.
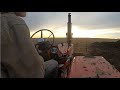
67;13;72;46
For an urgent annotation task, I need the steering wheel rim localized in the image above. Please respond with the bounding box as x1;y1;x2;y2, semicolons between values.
31;29;55;46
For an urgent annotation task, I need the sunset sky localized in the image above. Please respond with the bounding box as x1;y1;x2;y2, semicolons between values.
23;12;120;39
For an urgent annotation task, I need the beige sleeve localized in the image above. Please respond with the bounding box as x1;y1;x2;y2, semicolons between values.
11;24;45;78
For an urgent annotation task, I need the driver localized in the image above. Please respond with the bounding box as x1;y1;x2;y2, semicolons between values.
1;12;58;78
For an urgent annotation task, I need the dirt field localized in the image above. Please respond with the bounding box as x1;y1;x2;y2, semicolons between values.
32;38;120;71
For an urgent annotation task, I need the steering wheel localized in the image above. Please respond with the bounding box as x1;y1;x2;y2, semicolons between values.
31;29;55;61
31;29;55;46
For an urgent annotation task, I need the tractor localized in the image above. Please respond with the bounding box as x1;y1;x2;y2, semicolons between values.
31;13;74;78
31;13;120;78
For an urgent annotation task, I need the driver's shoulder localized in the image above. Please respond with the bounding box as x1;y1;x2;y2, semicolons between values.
3;13;26;27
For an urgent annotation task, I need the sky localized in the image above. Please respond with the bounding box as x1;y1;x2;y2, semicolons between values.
23;12;120;39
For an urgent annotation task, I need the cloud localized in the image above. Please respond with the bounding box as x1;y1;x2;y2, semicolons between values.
72;12;120;29
23;12;120;38
24;12;68;31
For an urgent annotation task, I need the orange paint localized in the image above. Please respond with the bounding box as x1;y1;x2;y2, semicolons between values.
69;56;120;78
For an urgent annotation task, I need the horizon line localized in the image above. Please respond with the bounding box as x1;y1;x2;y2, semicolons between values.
32;37;120;39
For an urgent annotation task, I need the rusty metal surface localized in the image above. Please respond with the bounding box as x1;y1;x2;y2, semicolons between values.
69;56;120;78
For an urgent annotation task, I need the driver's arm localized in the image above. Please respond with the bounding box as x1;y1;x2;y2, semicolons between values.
1;13;45;78
10;23;45;78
